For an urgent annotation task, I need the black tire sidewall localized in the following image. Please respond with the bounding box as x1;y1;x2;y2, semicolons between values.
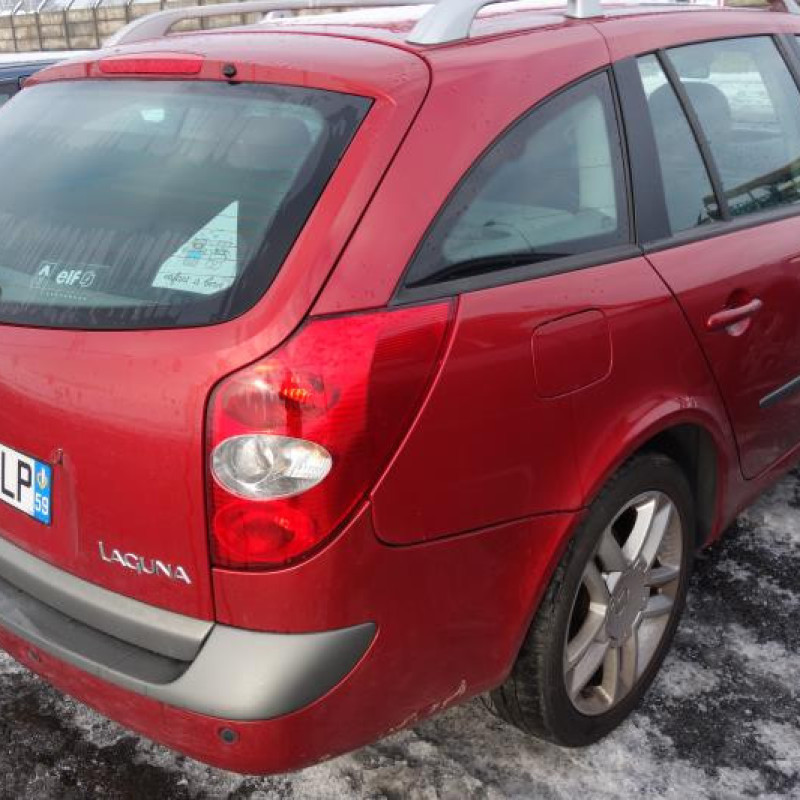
518;454;695;746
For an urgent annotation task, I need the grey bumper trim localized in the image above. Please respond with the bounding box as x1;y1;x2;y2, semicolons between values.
0;543;376;721
154;622;376;720
0;537;211;662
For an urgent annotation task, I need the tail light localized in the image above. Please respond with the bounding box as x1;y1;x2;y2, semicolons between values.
207;303;452;570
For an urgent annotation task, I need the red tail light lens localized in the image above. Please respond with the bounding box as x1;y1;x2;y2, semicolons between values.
207;303;452;570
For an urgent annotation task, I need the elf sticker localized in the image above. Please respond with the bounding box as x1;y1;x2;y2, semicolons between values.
152;202;239;296
30;262;111;300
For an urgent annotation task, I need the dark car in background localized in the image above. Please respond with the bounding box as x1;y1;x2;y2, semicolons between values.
0;52;87;107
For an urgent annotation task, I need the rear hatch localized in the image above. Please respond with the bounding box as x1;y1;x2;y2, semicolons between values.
0;40;429;617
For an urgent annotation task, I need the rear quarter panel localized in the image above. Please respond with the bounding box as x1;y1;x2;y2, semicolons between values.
370;258;736;544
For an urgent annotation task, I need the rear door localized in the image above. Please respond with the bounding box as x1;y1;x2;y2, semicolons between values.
0;47;429;616
627;37;800;478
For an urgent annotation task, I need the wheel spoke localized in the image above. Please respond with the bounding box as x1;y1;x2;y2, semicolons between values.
566;640;609;699
623;495;674;569
582;561;611;606
599;645;623;706
566;608;607;668
597;527;628;573
641;593;673;620
646;564;680;588
620;627;640;687
621;497;656;563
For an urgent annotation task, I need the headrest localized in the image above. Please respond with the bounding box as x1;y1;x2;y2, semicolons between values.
647;81;731;151
682;82;733;141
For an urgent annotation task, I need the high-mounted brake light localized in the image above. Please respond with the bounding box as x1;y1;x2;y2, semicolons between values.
98;55;204;76
207;304;452;570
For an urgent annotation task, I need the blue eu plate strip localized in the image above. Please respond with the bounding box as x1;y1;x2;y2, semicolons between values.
33;461;52;525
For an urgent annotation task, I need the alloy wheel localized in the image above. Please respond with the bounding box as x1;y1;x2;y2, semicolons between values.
563;491;683;716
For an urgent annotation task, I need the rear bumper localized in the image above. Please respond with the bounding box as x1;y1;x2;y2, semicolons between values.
0;536;374;721
0;506;578;774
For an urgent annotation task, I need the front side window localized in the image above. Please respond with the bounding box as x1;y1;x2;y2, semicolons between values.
404;72;629;288
668;37;800;219
0;80;370;329
637;54;719;233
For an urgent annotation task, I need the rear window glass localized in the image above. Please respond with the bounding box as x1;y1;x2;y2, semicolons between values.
0;80;370;329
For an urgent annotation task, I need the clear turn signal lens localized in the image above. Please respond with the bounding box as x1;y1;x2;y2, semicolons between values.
211;434;332;501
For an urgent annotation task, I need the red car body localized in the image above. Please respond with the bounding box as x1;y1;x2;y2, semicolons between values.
0;0;798;774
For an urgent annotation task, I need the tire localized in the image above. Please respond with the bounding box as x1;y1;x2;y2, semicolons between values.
490;453;695;746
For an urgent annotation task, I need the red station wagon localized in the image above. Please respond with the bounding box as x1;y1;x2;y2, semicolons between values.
0;0;798;774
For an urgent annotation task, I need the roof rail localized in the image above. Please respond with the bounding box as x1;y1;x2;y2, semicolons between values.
408;0;599;44
105;0;800;50
408;0;800;40
106;0;433;47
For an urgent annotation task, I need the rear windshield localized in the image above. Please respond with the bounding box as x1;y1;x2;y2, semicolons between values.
0;80;370;329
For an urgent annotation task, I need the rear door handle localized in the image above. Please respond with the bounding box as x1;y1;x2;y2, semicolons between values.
706;298;763;332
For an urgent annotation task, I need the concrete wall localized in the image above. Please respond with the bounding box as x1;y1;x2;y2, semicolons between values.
0;1;285;53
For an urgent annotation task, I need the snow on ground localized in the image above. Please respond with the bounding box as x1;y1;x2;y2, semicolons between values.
0;471;798;798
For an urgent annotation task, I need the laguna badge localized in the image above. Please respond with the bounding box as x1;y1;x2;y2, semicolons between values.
98;541;192;585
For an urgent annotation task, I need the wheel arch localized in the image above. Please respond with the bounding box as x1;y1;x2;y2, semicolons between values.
580;410;732;551
638;424;719;550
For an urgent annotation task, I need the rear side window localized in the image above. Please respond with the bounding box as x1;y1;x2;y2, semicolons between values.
404;72;629;288
0;80;370;329
667;37;800;219
637;55;719;233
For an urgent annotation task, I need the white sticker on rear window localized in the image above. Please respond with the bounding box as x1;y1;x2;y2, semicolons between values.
28;262;114;302
151;202;239;295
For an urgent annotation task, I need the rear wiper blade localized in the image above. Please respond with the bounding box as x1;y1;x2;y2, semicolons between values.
411;251;564;287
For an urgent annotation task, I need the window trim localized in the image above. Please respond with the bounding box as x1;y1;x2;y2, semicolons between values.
612;57;671;243
656;48;730;222
392;68;636;306
643;195;800;256
776;32;800;85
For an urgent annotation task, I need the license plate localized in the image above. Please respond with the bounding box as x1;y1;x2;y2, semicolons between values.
0;443;52;525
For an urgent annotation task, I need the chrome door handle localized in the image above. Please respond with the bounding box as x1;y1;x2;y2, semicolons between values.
706;298;763;332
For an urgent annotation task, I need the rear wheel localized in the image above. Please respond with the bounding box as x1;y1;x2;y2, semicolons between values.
491;453;694;746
